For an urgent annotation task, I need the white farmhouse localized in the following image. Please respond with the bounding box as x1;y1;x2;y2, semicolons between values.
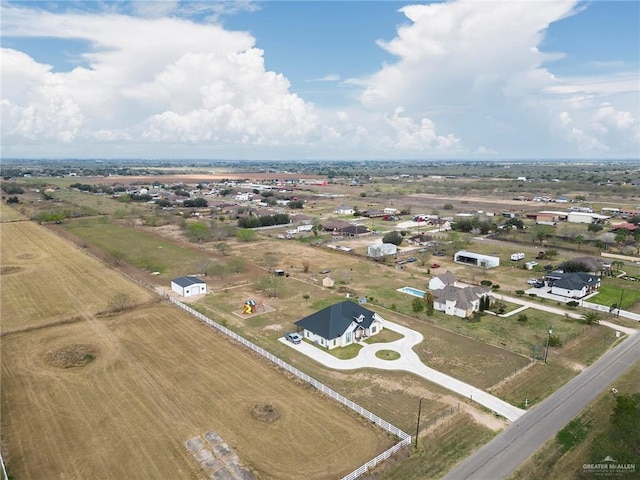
171;276;207;297
334;205;355;215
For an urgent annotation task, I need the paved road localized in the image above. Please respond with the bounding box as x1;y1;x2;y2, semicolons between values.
280;320;526;422
442;329;640;480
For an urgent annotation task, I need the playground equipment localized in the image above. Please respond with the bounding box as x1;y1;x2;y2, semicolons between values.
241;299;263;315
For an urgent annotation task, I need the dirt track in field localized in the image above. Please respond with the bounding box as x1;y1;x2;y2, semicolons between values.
0;222;155;332
2;306;392;479
0;221;394;479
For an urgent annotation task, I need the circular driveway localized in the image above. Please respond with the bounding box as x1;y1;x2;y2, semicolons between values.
280;320;525;422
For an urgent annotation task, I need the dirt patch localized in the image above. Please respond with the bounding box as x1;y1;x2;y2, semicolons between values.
17;252;37;259
44;343;98;368
0;266;23;275
250;403;281;423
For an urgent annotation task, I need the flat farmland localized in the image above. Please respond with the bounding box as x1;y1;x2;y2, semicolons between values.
1;304;394;479
0;203;27;222
0;221;155;332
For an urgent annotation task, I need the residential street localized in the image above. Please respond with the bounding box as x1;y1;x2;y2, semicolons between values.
442;329;640;480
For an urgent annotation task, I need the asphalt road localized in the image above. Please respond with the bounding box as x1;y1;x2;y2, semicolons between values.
442;330;640;480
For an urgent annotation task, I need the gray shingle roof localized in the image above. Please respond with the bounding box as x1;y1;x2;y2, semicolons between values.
552;272;600;290
433;285;489;310
295;301;377;340
171;276;206;288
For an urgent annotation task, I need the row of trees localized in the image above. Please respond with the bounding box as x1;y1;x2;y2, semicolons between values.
237;213;291;228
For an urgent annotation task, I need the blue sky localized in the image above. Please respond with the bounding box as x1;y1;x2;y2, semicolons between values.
1;1;638;160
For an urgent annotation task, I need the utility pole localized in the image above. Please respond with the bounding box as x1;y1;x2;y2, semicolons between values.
415;398;423;449
617;288;624;318
544;326;553;364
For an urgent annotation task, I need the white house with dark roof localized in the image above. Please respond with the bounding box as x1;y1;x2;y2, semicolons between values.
546;272;600;298
171;276;207;297
294;301;384;350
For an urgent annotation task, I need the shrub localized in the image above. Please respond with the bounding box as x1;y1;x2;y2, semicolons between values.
567;300;579;308
236;229;257;242
556;419;589;451
548;335;563;347
517;314;528;323
491;284;500;290
480;280;492;286
515;290;525;296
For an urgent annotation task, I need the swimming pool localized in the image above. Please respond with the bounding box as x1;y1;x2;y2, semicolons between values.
397;286;426;298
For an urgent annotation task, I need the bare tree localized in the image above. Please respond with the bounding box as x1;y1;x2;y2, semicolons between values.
216;242;231;256
264;252;279;273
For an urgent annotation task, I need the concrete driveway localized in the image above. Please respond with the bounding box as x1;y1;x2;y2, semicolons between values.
280;320;525;422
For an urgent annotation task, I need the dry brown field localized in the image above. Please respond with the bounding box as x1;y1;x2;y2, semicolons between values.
1;304;393;479
0;221;155;332
0;203;27;223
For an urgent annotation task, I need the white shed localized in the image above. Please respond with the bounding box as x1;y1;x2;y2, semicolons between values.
171;276;207;297
454;251;500;269
567;212;609;224
367;243;398;258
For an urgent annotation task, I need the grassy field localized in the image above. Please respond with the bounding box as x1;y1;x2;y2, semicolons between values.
561;325;625;367
493;362;577;408
61;217;220;280
0;221;155;332
508;361;640;480
0;202;27;222
589;282;640;310
1;304;394;479
374;413;497;479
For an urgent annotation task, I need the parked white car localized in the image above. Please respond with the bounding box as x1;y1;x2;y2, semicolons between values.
527;278;538;285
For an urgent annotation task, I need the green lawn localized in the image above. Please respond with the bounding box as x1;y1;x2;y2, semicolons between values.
376;350;401;361
365;329;404;344
589;283;640;310
303;339;362;359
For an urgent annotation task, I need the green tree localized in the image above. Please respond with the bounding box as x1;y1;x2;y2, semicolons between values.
574;234;585;250
382;230;403;246
535;229;548;245
186;222;211;242
412;297;425;314
424;291;435;316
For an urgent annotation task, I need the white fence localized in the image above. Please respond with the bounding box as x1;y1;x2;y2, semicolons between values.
0;453;7;480
168;297;411;479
